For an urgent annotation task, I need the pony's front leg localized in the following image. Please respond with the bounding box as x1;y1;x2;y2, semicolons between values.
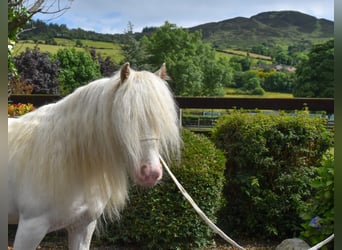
13;216;49;250
67;220;97;250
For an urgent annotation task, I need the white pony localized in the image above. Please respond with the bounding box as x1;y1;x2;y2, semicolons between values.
8;63;181;249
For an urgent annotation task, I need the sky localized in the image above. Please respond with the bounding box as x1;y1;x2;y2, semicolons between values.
31;0;334;34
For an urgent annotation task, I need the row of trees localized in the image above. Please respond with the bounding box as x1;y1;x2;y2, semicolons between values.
18;19;125;43
250;40;312;66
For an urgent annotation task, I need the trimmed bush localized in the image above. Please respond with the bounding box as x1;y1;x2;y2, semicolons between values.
98;129;226;249
211;110;333;240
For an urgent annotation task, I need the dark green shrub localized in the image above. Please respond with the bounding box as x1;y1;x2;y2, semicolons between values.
211;110;333;240
250;86;265;95
13;46;60;94
299;152;334;249
99;129;226;249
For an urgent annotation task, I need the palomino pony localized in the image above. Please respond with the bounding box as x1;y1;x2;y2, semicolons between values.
8;63;181;249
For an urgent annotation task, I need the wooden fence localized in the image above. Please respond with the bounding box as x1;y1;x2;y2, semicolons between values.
8;95;334;112
175;97;334;113
8;95;334;130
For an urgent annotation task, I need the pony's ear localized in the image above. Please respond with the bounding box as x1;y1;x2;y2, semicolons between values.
155;63;169;80
120;62;130;84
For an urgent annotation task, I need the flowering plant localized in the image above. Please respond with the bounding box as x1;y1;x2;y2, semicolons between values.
8;103;35;117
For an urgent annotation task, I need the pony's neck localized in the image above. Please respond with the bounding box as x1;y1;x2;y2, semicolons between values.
50;78;122;167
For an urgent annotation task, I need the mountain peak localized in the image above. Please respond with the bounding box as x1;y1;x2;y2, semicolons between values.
189;10;333;49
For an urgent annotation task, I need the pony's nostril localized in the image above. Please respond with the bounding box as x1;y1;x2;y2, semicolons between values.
152;170;162;181
140;164;150;176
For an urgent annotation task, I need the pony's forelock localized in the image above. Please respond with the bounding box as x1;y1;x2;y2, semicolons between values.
110;68;181;170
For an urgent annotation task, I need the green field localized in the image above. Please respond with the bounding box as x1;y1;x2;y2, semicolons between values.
217;49;272;61
224;87;293;98
13;38;124;63
216;50;273;66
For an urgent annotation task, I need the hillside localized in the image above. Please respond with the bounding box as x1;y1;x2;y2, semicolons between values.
19;10;333;52
188;11;333;49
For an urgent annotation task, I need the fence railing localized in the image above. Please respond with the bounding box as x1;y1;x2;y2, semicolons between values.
8;95;334;112
176;97;334;113
8;95;334;130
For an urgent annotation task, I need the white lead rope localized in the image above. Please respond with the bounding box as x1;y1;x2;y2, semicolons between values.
159;155;246;250
308;234;334;250
160;155;335;250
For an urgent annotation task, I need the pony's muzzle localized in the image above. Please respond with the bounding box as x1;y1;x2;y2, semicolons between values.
136;162;163;187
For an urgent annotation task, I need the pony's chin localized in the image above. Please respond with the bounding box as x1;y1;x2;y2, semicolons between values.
135;175;161;187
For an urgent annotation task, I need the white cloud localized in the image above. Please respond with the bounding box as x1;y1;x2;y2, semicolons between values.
33;0;334;34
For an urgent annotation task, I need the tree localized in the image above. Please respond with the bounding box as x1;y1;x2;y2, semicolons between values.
142;22;228;96
99;56;119;77
263;71;294;93
8;0;73;95
90;49;119;77
121;22;148;70
232;70;265;95
8;0;73;40
55;48;101;95
75;39;83;47
13;46;60;94
202;57;233;95
273;48;292;65
229;56;251;71
293;40;334;98
244;77;261;91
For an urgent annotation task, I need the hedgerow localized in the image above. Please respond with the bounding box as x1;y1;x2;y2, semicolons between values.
299;152;334;249
211;110;333;240
98;129;226;249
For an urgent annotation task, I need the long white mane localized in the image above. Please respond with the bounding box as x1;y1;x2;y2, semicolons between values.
8;63;180;218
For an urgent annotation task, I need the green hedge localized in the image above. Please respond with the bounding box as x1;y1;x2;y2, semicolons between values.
300;152;334;249
98;129;226;249
211;110;333;240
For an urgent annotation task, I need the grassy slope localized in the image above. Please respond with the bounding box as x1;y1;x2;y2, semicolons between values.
13;38;124;63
